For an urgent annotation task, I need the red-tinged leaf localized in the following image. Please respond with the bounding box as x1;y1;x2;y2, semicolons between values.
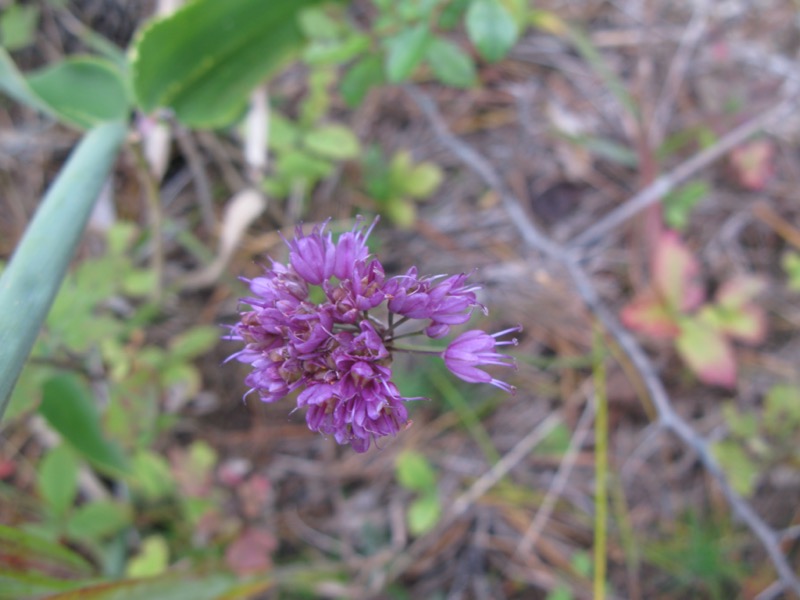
653;230;704;312
620;290;679;338
224;528;276;576
676;322;737;388
729;139;774;190
717;305;766;344
715;275;767;308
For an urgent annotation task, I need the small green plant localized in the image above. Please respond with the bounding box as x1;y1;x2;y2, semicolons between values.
621;230;766;388
395;450;442;536
782;251;800;292
712;383;800;496
362;146;443;227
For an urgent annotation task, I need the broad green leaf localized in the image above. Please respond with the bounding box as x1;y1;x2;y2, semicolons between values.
0;524;93;575
125;536;168;578
66;501;131;542
384;198;417;229
39;374;129;475
298;6;340;40
764;384;800;436
168;325;220;360
395;450;437;492
26;56;129;129
267;112;300;152
426;37;477;89
341;54;384;108
408;494;441;535
711;441;759;496
304;33;371;66
303;124;361;160
131;450;175;501
782;251;800;292
721;404;759;439
277;149;333;181
0;4;39;51
439;0;471;30
385;23;431;83
653;231;704;312
466;0;518;63
676;321;736;388
38;445;79;519
404;162;443;198
131;0;327;127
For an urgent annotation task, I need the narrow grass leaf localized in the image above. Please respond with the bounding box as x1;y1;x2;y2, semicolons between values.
0;121;126;419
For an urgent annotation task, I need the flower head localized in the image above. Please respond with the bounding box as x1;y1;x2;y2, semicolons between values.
229;216;519;452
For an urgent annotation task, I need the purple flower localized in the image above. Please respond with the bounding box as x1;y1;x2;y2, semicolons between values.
229;215;520;452
442;327;521;393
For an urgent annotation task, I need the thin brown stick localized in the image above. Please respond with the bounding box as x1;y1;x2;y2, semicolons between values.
406;85;800;597
569;96;799;249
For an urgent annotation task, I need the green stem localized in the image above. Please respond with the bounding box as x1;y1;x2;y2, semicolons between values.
0;121;127;420
593;327;608;600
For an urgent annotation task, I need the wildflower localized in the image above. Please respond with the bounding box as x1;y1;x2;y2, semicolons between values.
442;328;521;393
228;216;519;452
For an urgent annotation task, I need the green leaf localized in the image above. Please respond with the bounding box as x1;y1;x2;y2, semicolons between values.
675;321;736;388
0;4;39;51
426;36;477;89
131;450;174;501
341;54;385;108
277;149;333;181
131;0;327;127
764;384;800;436
303;123;361;160
0;47;55;118
663;180;710;230
38;445;79;519
42;572;256;600
395;450;437;492
26;57;129;129
39;374;129;475
66;501;132;542
125;536;169;578
408;494;441;535
0;121;126;419
385;23;431;83
403;162;443;198
466;0;518;63
167;325;220;360
0;524;93;576
0;569;95;599
711;441;759;496
439;0;471;30
782;251;800;292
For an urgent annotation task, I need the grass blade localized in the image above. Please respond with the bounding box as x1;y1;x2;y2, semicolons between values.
0;121;126;419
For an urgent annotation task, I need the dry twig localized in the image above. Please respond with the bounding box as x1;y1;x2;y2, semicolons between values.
406;84;800;597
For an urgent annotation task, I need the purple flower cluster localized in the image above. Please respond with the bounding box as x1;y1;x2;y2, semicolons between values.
228;217;519;452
